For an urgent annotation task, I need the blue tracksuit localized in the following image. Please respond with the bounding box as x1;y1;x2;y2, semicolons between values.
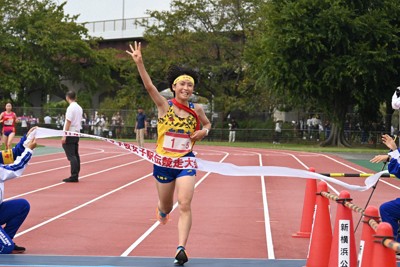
0;143;33;254
380;149;400;241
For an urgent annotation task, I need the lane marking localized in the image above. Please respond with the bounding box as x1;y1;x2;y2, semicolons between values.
16;153;132;178
263;151;344;194
120;152;230;257
189;148;275;260
15;167;152;238
29;149;106;164
258;153;275;259
319;153;400;191
5;157;146;201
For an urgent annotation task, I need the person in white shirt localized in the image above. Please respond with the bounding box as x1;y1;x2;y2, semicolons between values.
43;115;52;125
392;86;400;110
61;91;83;183
19;114;28;135
273;120;282;144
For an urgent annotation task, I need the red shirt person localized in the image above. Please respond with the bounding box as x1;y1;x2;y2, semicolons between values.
0;103;19;150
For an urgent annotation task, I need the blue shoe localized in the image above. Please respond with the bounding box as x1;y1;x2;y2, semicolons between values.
174;246;188;265
156;208;169;225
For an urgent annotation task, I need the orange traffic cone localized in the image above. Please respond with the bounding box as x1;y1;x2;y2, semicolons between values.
328;190;357;267
371;222;397;267
358;206;380;267
305;181;332;267
293;167;317;238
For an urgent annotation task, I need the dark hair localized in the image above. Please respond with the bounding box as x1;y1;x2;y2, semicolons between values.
166;65;199;95
66;90;76;100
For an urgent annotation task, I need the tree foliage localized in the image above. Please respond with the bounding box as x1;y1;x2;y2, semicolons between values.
0;0;119;107
129;0;263;116
248;0;400;146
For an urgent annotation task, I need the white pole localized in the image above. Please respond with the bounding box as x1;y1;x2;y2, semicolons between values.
122;0;125;30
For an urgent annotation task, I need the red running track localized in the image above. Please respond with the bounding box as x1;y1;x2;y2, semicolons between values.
5;138;400;260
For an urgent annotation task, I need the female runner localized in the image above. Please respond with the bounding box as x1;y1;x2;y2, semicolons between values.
126;42;211;265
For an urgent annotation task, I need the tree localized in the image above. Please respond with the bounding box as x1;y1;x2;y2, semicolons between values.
248;0;400;146
127;0;263;117
0;0;119;106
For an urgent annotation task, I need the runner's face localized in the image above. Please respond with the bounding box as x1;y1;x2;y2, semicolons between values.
173;80;194;100
5;103;12;111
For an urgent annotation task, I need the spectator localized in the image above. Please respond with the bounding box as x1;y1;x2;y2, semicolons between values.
82;113;89;133
299;117;306;140
19;114;29;135
228;118;238;142
93;111;100;136
135;107;147;147
306;115;313;139
273;120;282;144
112;112;123;139
324;120;331;140
103;116;111;137
0;103;19;150
56;114;64;129
311;114;321;141
28;115;37;129
44;114;52;125
150;116;157;140
61;90;83;183
89;115;95;135
98;114;106;137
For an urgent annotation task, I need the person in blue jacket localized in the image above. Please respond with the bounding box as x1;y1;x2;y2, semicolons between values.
370;133;400;242
0;127;37;254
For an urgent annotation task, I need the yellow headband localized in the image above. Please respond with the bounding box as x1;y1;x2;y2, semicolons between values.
173;75;195;86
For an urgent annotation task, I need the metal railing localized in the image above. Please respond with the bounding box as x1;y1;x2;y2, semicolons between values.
83;17;158;39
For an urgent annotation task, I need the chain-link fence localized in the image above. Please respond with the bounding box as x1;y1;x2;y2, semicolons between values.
9;106;392;145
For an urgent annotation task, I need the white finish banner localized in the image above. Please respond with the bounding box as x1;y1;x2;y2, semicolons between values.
27;127;387;192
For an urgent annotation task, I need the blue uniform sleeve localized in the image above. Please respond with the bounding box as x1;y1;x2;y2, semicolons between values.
388;158;400;178
12;134;27;159
0;148;33;182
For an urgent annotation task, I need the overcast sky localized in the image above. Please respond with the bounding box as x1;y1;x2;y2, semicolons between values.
57;0;172;22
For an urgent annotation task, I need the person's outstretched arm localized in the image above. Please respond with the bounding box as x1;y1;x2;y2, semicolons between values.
370;134;398;163
126;42;168;115
0;139;36;182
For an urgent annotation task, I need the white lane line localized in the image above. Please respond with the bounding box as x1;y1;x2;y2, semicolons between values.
120;153;230;257
29;149;106;164
235;148;345;258
319;153;400;192
224;148;275;259
320;154;365;173
15;168;152;238
268;151;342;194
19;153;130;178
258;152;275;259
5;158;146;201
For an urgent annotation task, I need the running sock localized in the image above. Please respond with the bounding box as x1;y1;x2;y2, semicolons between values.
159;210;168;218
